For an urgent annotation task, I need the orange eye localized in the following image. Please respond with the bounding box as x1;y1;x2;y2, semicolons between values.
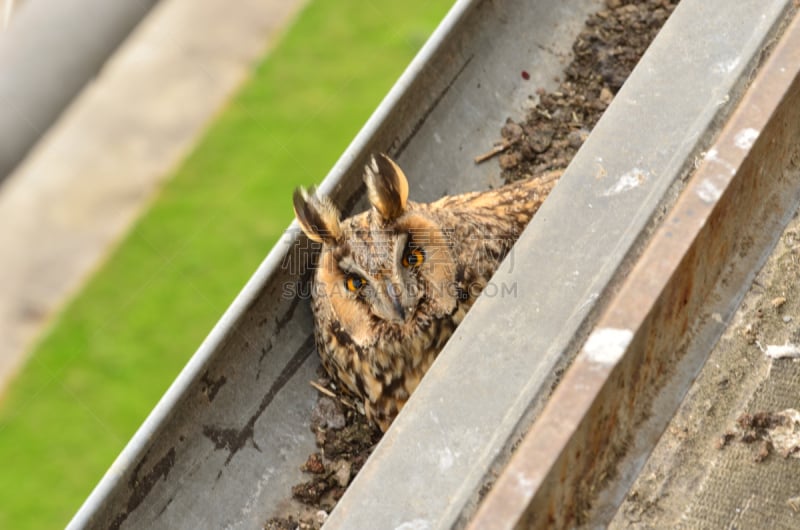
402;247;425;268
345;275;366;292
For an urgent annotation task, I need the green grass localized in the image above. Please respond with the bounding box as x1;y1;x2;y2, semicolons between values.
0;1;453;527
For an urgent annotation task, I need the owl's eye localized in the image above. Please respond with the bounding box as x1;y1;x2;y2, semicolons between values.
402;247;425;268
345;274;366;292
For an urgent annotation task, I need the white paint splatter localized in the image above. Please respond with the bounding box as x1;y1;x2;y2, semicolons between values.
583;328;633;366
765;344;800;359
515;471;536;498
696;178;723;203
734;128;759;150
713;57;740;74
438;447;455;471
603;168;648;196
396;519;432;530
433;132;442;144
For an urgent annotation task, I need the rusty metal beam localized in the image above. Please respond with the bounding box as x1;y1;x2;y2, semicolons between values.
469;11;800;530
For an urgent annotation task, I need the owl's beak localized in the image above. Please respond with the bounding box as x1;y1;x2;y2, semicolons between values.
385;279;406;322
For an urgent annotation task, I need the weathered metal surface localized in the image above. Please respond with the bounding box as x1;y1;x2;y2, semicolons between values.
68;0;796;528
324;1;794;528
469;11;800;530
68;0;603;527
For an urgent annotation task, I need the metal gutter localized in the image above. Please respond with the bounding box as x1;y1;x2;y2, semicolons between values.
325;1;794;528
470;11;800;529
68;0;797;528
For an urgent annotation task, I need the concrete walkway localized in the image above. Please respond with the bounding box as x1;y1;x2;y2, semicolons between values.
0;0;307;394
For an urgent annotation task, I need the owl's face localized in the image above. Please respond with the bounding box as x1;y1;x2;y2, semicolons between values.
294;155;457;347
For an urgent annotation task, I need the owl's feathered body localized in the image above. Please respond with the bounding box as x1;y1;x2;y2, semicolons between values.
294;155;557;431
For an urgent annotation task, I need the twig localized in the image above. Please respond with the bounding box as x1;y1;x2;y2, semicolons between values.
788;495;800;512
474;139;514;164
309;380;357;410
309;380;337;399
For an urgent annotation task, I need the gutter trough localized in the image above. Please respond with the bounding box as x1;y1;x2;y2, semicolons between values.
471;11;800;529
68;0;799;528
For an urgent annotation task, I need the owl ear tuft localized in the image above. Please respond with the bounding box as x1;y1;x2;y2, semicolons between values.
293;186;342;244
364;153;409;222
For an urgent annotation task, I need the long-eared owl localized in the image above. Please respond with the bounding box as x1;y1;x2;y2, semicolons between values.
293;154;557;431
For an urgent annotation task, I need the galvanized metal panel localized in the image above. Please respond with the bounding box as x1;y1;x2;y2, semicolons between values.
325;0;795;528
470;10;800;529
69;0;796;528
69;0;602;527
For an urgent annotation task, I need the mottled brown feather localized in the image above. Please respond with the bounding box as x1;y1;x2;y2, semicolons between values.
295;157;559;431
